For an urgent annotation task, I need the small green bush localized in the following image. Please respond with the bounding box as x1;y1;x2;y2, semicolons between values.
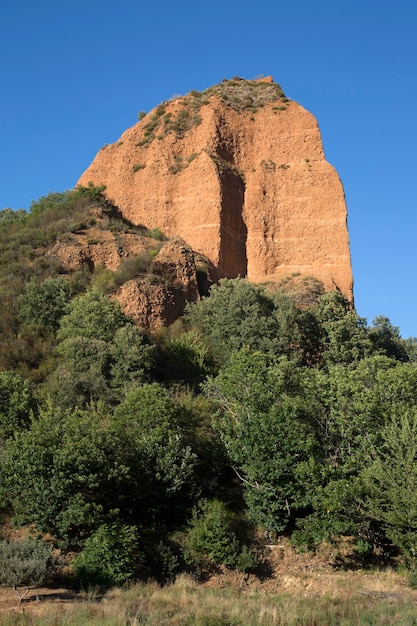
186;500;241;569
115;254;154;281
91;267;118;293
0;371;37;439
169;156;184;174
18;276;71;331
72;523;140;589
145;227;165;241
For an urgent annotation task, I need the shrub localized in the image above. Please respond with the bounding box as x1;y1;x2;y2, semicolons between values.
162;330;215;384
0;371;37;439
72;523;140;589
186;500;241;569
18;276;71;331
58;288;131;343
148;540;180;583
408;568;417;589
115;253;154;280
91;266;118;293
0;538;54;605
145;227;165;241
360;409;417;565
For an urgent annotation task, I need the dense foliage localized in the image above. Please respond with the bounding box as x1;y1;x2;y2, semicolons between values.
1;188;417;589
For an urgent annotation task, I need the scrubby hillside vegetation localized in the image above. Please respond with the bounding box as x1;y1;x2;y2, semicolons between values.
1;186;417;596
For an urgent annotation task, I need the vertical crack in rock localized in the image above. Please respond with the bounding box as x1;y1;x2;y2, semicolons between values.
213;117;248;278
217;165;247;278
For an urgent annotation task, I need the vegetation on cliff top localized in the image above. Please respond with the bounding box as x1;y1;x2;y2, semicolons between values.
137;77;289;146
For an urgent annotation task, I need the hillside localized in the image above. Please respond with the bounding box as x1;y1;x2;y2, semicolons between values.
1;80;417;618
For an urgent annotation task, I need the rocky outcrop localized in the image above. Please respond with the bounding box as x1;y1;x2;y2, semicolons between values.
49;219;211;329
77;77;353;301
115;237;203;329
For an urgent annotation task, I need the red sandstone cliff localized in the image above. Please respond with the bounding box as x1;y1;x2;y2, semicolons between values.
77;77;353;300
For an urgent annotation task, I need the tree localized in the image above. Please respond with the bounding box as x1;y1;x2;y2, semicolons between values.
58;288;131;343
186;278;310;365
360;408;417;564
293;356;417;549
0;404;129;547
368;315;409;362
312;291;374;366
0;538;54;605
109;325;155;394
48;336;113;408
0;388;200;546
0;371;37;440
186;500;241;568
48;289;152;408
113;383;180;430
113;384;199;528
18;276;71;332
72;522;140;589
0;208;27;225
205;350;320;531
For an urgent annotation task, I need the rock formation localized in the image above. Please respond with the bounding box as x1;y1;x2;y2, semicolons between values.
78;77;353;301
48;210;210;329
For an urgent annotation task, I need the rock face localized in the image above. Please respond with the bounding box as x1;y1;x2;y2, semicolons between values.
48;209;210;329
78;77;353;300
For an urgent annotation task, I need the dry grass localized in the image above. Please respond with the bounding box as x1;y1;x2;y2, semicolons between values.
0;539;415;624
0;570;417;625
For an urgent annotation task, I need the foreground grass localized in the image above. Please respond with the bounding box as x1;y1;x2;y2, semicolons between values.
2;574;417;626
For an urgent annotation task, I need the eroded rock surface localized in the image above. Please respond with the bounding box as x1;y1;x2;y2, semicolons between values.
77;77;353;300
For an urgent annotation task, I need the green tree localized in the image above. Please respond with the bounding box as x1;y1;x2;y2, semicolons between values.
312;291;374;366
368;315;409;362
186;500;241;568
0;388;200;546
113;383;180;430
360;408;417;564
113;384;199;528
0;371;37;440
72;522;140;588
293;356;417;549
0;538;54;606
186;278;311;365
48;336;113;408
206;350;319;531
0;208;27;225
0;404;129;547
49;289;147;407
18;276;71;332
46;328;155;409
109;325;155;394
58;288;130;343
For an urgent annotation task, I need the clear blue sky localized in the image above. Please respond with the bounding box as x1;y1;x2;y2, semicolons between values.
1;1;416;337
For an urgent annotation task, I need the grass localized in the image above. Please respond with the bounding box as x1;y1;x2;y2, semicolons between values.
4;574;417;625
168;153;201;174
132;163;146;172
